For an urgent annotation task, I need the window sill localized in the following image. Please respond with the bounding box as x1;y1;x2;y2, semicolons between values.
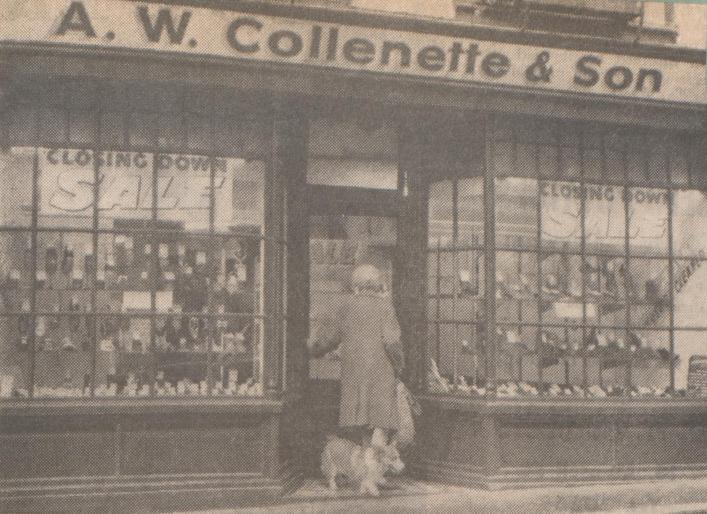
419;393;707;417
0;396;284;417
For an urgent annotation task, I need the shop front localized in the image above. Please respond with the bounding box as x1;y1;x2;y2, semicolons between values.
0;0;706;510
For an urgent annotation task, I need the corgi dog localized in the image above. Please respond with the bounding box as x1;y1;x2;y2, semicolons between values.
321;436;404;496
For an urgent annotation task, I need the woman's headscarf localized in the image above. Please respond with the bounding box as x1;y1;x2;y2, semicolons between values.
350;264;384;293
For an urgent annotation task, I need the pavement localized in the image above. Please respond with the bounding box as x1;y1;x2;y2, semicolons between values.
171;477;707;514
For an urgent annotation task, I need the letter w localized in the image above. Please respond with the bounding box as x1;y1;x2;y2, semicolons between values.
138;6;191;44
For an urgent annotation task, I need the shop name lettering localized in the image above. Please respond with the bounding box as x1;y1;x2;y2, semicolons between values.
53;1;663;94
45;149;227;212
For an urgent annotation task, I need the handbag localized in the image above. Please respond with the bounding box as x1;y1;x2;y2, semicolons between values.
396;380;420;447
380;304;404;376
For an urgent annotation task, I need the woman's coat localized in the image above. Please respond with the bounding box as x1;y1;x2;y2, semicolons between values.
311;292;403;431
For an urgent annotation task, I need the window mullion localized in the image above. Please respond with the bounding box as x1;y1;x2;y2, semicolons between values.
88;80;102;398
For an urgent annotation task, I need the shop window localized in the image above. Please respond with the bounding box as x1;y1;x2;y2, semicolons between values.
426;115;704;400
457;178;484;245
0;80;278;400
672;189;707;258
0;232;32;315
630;258;670;329
496;251;539;329
156;152;214;232
496;177;537;250
542;180;582;253
95;232;150;315
0;316;31;398
0;148;34;228
427;180;454;247
33;311;98;398
673;258;707;329
216;159;265;234
536;327;585;394
629;187;669;257
38;148;96;229
675;330;706;392
90;315;152;398
427;176;486;393
34;231;94;304
496;325;539;388
628;330;672;394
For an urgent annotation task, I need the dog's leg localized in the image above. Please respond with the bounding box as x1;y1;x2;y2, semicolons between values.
361;480;380;497
321;447;338;493
327;474;338;492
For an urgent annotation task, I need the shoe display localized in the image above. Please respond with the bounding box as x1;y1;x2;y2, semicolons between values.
496;271;511;299
428;358;451;393
458;269;479;296
542;274;561;296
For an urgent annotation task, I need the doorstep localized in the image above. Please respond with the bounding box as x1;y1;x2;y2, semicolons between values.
289;477;446;501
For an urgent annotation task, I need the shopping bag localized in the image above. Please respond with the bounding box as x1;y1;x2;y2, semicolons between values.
396;381;419;447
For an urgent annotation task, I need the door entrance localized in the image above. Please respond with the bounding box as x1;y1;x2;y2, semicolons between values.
308;214;397;380
299;185;400;470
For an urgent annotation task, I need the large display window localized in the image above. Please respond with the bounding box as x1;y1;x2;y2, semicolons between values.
0;79;282;400
426;115;706;399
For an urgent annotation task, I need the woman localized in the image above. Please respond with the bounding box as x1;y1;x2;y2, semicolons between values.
308;264;403;448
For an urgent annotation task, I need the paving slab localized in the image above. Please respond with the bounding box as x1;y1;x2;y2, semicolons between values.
171;477;707;514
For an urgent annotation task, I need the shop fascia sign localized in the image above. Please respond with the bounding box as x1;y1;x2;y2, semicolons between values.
1;0;705;105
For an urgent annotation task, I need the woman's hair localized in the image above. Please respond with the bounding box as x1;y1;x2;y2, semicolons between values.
350;264;384;293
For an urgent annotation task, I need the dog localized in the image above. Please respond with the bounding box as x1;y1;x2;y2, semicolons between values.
320;436;405;496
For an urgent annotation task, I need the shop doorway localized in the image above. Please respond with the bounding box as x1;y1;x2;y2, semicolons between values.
301;185;399;470
306;185;400;382
308;213;397;381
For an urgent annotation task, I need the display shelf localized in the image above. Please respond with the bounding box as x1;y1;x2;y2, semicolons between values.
426;375;689;400
429;293;484;300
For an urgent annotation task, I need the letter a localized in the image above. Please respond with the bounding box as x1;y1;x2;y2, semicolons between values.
56;1;96;37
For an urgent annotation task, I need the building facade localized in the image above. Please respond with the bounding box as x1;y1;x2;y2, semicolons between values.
0;0;706;511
